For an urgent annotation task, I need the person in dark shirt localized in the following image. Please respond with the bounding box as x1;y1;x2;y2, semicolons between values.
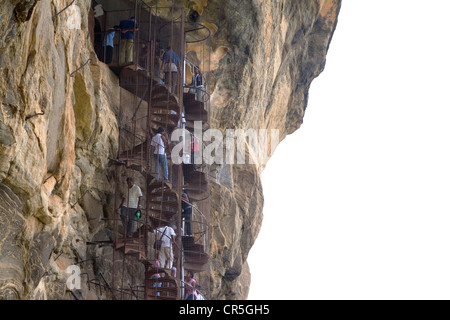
119;16;139;64
192;66;204;101
181;192;193;236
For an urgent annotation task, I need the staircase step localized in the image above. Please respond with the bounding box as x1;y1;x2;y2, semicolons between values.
185;253;207;263
147;267;174;275
147;192;179;201
145;274;179;300
182;184;209;193
146;293;178;300
147;208;178;217
147;278;176;285
183;92;196;101
147;215;172;226
152;93;179;104
151;100;180;112
181;236;196;246
151;92;178;101
148;205;178;213
148;187;175;194
185;112;208;122
185;122;210;132
151;110;180;119
184;100;204;111
183;262;208;273
183;243;205;252
184;251;209;260
148;199;179;206
188;192;210;202
152;84;171;95
148;190;175;198
115;239;147;260
148;179;173;189
151;119;178;128
147;193;178;200
183;176;208;185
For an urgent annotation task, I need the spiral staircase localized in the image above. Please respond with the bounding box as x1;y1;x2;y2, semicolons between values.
87;0;211;301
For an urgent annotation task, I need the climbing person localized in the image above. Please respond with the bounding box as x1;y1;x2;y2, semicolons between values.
151;259;162;296
184;270;198;300
181;192;193;236
188;67;197;94
160;46;181;94
154;222;177;269
102;26;117;64
151;273;162;297
119;177;142;238
192;66;204;101
150;127;169;182
190;133;200;165
171;265;177;278
154;39;164;81
138;42;149;69
118;16;139;64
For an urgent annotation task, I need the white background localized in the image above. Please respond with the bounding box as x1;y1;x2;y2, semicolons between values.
248;0;450;300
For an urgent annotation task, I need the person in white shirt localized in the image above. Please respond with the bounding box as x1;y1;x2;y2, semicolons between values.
150;127;169;182
154;222;177;269
119;177;143;237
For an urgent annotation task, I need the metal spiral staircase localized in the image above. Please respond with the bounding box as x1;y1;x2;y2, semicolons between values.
87;0;211;301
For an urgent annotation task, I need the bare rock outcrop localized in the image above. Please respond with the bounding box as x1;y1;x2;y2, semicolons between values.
0;0;118;299
202;0;341;299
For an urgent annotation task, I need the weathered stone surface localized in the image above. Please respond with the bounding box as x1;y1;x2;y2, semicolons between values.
199;0;341;299
0;0;340;300
0;0;117;299
0;184;26;300
14;0;38;23
28;232;56;288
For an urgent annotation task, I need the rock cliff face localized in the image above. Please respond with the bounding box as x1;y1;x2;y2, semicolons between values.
0;0;340;300
202;0;341;299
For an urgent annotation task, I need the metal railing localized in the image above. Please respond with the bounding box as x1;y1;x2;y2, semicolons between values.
182;200;209;251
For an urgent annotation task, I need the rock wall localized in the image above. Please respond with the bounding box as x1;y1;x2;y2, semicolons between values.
0;0;118;299
201;0;341;299
0;0;340;300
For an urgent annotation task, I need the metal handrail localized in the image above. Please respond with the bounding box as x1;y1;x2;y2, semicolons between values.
184;22;211;44
118;125;146;142
159;21;211;44
182;200;209;251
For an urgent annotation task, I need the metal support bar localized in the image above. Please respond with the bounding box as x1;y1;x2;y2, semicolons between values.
70;189;88;209
70;59;92;77
53;0;76;21
25;111;45;121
